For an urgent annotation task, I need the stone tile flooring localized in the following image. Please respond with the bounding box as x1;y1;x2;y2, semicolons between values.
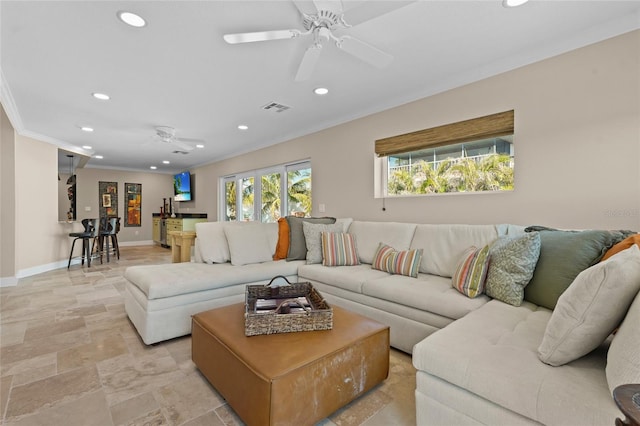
0;246;416;426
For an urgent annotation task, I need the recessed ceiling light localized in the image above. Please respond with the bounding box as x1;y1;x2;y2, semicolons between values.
80;126;94;132
314;87;329;95
162;160;170;164
238;125;248;130
150;166;157;170
82;145;92;150
92;92;110;100
502;0;529;7
117;11;146;28
94;155;104;159
196;144;205;149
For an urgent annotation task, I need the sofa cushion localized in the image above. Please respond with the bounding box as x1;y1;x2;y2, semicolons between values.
125;260;305;300
335;217;354;232
606;285;640;393
302;222;344;264
195;221;232;264
413;299;618;425
348;221;416;264
224;222;275;266
297;264;389;294
362;273;489;321
410;224;499;277
371;243;422;278
524;227;632;310
286;216;336;261
484;232;541;306
321;232;360;266
451;245;490;298
538;245;640;366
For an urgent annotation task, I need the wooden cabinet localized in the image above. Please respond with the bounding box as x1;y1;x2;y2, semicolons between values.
152;215;207;247
152;217;161;243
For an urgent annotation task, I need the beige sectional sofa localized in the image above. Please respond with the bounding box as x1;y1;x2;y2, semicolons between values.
123;219;639;426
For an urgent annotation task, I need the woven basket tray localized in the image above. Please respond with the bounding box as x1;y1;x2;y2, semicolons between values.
244;276;333;336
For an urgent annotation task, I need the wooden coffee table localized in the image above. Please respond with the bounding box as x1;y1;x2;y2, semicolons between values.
192;303;390;426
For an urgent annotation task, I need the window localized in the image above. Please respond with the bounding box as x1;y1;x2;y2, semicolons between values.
376;110;514;196
222;161;311;222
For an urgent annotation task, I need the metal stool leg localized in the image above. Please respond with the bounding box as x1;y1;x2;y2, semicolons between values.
68;237;79;269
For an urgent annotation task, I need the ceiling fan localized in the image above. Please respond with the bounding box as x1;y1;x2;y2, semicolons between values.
153;126;199;152
223;0;414;81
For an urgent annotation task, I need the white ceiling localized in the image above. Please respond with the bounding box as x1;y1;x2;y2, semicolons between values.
2;0;639;174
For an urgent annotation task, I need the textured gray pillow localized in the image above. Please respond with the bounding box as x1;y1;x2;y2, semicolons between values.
302;222;344;264
484;232;541;306
539;245;640;366
286;216;336;261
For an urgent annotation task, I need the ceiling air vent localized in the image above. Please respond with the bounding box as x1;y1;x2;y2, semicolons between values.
262;102;291;113
172;150;189;155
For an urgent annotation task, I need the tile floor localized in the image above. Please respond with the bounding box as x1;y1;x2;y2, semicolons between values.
0;246;416;426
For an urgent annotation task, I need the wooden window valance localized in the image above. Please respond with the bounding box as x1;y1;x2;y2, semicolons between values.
375;110;514;157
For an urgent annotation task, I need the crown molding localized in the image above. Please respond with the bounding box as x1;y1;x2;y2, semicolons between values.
0;66;24;132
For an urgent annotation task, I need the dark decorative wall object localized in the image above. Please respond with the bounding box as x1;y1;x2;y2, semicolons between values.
125;183;142;227
99;181;118;218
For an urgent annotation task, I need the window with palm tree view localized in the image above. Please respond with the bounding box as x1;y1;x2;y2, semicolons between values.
222;161;311;222
385;137;514;195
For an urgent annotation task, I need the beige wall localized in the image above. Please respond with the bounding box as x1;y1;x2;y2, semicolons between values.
74;168;173;243
192;30;640;231
14;133;62;272
1;104;17;283
1;106;174;277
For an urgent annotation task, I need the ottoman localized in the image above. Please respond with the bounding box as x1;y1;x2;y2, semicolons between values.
192;303;390;426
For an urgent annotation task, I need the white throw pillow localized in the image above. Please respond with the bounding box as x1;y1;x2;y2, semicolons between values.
606;286;640;393
302;222;344;264
538;244;640;366
195;221;233;263
223;223;273;266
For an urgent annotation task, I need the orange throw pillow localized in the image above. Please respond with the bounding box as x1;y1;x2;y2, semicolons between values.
273;218;290;260
601;234;640;262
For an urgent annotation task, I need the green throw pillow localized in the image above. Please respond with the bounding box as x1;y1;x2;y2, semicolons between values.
523;227;633;310
286;216;336;261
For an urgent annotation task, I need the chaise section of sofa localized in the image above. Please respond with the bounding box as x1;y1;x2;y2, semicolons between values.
413;299;619;425
412;231;640;425
124;220;306;344
124;260;303;344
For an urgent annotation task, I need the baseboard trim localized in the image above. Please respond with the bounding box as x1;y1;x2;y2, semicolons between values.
119;240;154;247
0;276;19;287
17;259;78;279
13;242;157;279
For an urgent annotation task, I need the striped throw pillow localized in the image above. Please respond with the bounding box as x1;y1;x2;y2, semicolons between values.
452;245;490;298
321;232;361;266
371;243;423;278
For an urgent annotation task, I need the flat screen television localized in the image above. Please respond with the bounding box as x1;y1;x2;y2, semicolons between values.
173;171;192;201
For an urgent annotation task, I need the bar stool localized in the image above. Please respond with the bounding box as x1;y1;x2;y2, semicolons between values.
67;218;99;268
99;217;120;262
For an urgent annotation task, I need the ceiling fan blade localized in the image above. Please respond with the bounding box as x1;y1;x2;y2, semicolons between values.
168;139;194;152
295;43;322;81
338;36;393;68
223;29;301;44
292;0;318;16
341;0;416;27
312;0;343;14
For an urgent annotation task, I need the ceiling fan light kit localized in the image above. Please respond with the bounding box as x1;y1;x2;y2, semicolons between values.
223;0;406;81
